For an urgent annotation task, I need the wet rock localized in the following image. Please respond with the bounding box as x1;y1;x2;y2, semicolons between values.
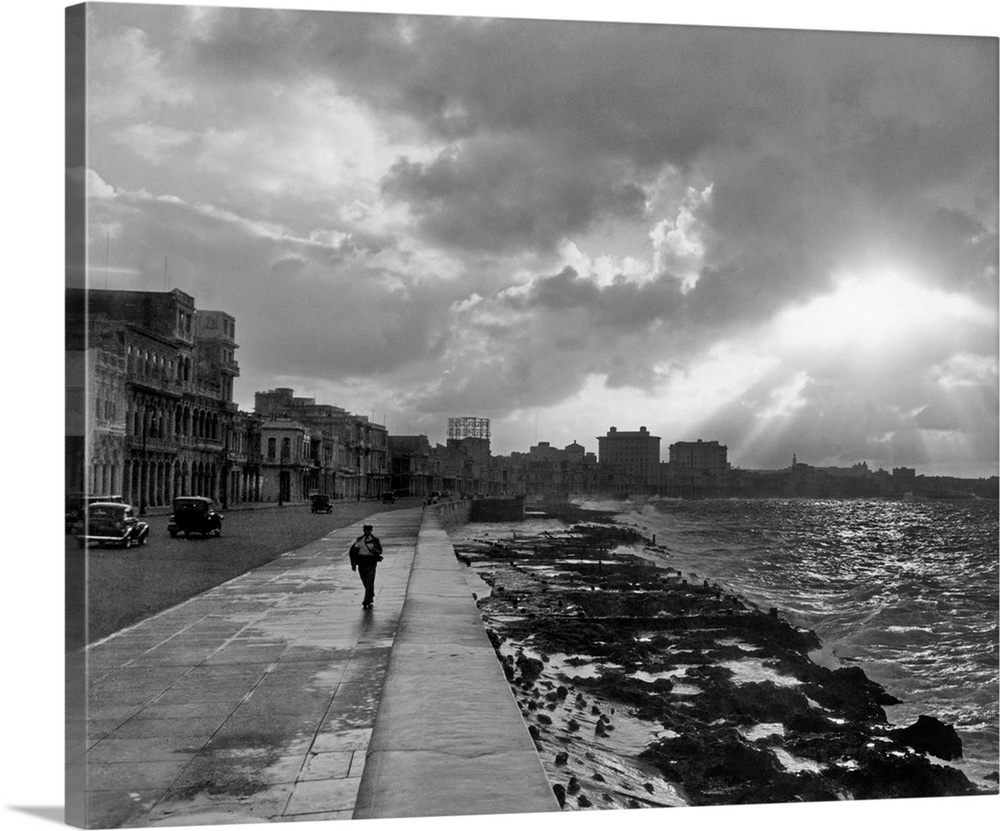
577;794;592;808
566;718;580;732
537;713;552;725
691;679;812;724
554;751;569;766
516;653;544;685
567;776;580;794
552;783;566;808
786;709;845;734
832;747;981;798
889;715;963;761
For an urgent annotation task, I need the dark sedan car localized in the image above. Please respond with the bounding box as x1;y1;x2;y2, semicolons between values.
66;493;124;534
168;496;223;538
77;502;149;549
310;493;334;513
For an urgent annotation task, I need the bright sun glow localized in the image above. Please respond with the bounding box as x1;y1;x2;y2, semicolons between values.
771;271;993;356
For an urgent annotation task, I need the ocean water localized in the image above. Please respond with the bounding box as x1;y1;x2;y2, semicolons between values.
590;497;1000;789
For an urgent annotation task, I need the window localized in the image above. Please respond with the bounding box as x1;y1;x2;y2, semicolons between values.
268;437;276;459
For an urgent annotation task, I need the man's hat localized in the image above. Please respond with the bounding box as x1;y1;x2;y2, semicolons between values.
363;524;373;531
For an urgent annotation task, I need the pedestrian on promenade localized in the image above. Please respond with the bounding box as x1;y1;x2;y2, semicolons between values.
349;524;383;609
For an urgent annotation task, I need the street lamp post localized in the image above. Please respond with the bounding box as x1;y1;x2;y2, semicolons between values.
139;403;149;516
278;441;287;507
221;424;229;510
356;444;370;501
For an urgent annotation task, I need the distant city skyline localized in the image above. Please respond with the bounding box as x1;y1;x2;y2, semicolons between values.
70;2;998;479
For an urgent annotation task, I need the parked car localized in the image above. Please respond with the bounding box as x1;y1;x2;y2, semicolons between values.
77;502;149;549
310;493;334;513
381;491;396;503
66;493;123;534
168;496;223;538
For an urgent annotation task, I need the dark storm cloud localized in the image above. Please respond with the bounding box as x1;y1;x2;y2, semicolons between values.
382;139;647;253
506;266;686;329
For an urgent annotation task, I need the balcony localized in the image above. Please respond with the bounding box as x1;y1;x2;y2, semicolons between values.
128;376;185;397
127;434;180;453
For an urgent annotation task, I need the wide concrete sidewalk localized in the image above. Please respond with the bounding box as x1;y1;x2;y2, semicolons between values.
354;513;557;818
67;506;556;827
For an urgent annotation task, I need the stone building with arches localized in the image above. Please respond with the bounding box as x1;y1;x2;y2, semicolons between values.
66;288;261;512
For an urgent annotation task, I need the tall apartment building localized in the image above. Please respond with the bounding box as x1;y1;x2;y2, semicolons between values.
65;288;261;510
669;439;728;474
597;426;661;495
665;439;730;496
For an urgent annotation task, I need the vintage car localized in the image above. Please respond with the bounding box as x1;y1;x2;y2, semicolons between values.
168;496;223;538
66;493;124;534
310;493;333;513
77;502;149;549
381;490;396;504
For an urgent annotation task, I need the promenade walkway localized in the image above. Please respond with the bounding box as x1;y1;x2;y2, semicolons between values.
67;507;556;826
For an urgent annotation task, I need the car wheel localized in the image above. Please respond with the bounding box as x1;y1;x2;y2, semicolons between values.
139;533;147;546
213;528;221;537
122;537;131;549
169;529;177;538
184;530;190;537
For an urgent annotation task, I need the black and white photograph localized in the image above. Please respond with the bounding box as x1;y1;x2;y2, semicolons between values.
6;2;1000;831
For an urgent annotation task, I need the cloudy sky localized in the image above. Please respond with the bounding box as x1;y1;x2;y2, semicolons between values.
71;1;998;476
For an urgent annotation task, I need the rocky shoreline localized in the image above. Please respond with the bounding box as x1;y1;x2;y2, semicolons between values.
450;505;988;809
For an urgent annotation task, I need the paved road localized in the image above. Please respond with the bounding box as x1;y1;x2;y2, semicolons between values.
67;498;423;648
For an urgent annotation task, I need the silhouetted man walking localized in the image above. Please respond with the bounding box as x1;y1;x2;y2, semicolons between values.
349;524;383;609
